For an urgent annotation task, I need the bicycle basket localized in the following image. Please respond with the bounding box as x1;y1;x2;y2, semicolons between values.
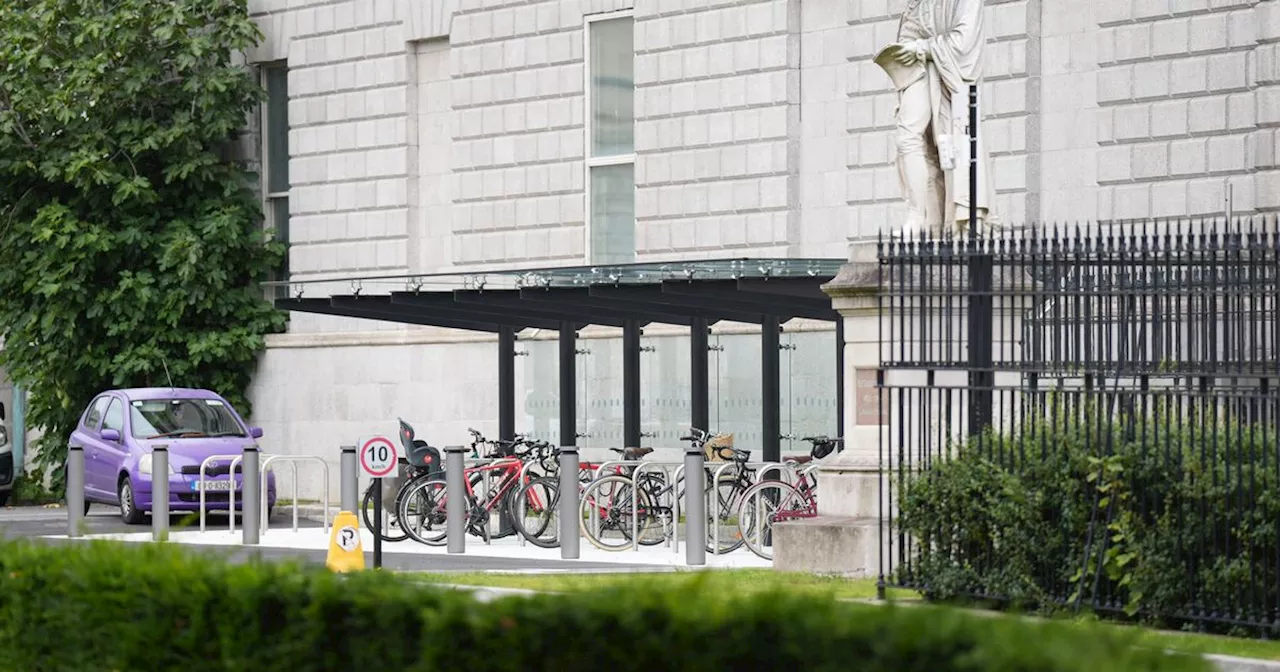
703;433;736;462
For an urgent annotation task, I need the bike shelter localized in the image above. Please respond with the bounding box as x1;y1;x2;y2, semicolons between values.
264;258;847;464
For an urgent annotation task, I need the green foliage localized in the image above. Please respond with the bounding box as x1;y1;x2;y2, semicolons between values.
0;539;1208;671
899;397;1280;633
9;472;59;506
0;0;287;489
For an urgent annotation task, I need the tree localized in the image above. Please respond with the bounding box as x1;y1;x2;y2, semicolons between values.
0;0;287;488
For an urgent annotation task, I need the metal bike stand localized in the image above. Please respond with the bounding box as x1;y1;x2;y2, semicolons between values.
671;465;686;555
558;446;580;560
228;455;244;534
197;454;242;533
259;455;331;535
708;461;787;555
67;446;85;539
631;461;684;552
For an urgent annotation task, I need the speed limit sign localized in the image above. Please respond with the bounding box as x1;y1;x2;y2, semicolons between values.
360;436;398;478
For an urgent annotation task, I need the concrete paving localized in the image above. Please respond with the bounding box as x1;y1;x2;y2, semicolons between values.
0;505;669;572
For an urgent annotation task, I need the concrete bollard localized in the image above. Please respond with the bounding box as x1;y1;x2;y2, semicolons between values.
242;446;260;546
558;446;580;560
340;445;358;513
152;446;169;542
445;445;467;554
67;446;85;538
684;446;706;567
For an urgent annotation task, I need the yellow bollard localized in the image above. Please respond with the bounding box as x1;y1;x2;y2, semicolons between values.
326;510;366;572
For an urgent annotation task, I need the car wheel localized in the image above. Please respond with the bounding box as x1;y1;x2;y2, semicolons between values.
84;500;91;516
118;477;145;525
0;491;9;508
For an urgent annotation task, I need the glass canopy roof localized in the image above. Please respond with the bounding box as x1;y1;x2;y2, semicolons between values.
264;257;845;299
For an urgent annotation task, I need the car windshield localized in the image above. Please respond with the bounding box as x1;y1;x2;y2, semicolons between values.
129;398;246;440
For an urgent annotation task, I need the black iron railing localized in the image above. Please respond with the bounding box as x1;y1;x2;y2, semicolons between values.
878;218;1280;634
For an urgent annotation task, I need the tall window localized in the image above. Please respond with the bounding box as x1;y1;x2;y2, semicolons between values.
262;62;290;280
585;13;635;264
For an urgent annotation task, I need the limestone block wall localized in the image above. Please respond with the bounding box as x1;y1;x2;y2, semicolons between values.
1093;0;1276;220
632;0;800;257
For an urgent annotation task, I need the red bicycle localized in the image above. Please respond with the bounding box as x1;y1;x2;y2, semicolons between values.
735;436;842;560
397;444;555;546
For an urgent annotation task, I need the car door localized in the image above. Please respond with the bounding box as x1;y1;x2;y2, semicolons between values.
96;397;128;499
77;395;112;497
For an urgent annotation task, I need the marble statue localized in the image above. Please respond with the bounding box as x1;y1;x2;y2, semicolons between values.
875;0;998;236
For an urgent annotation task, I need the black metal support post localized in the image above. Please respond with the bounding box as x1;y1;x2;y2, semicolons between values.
559;322;576;447
967;82;994;437
372;479;383;568
623;320;642;448
496;325;517;538
762;317;781;463
836;319;845;439
498;326;516;442
690;318;709;432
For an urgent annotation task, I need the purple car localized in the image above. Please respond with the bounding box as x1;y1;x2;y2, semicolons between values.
69;387;277;525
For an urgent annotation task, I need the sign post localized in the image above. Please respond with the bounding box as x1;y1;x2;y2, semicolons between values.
359;436;398;569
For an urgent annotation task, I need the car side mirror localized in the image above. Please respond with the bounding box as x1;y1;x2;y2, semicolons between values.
100;428;120;442
249;426;264;439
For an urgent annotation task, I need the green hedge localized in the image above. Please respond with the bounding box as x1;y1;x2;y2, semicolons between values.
0;539;1207;671
899;400;1280;633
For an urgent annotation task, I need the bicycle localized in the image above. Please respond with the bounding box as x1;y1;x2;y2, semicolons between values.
361;421;545;543
735;435;843;560
359;418;443;543
578;428;752;553
396;436;556;546
509;445;654;549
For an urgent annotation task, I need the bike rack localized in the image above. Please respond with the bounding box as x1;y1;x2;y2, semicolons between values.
259;455;330;535
630;461;684;552
197;454;244;532
709;461;786;556
228;455;244;534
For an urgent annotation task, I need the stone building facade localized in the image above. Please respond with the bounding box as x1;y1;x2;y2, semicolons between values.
238;0;1280;498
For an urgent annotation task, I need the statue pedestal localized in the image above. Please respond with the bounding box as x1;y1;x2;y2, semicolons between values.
773;242;885;577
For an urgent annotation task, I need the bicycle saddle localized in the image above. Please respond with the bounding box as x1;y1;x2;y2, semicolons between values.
788;455;814;465
610;447;654;459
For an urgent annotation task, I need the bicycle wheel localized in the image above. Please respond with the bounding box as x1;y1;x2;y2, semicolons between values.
361;482;408;543
579;474;663;551
635;471;678;546
509;476;560;548
737;480;809;560
705;475;747;554
398;477;453;547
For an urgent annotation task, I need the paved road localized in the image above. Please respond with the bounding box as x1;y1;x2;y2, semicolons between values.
0;506;664;573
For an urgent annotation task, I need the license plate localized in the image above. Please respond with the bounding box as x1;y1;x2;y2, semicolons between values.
190;480;238;492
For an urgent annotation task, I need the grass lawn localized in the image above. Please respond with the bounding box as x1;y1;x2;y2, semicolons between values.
409;569;1280;663
411;568;917;601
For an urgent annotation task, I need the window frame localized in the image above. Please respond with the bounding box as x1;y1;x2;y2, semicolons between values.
582;9;636;265
259;60;290;282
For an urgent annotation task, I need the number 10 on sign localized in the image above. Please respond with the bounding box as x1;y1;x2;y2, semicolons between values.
360;436;397;478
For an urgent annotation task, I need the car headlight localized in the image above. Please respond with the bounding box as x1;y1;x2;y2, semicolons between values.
138;453;178;476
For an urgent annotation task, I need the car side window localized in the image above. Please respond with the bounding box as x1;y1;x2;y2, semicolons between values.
84;396;111;430
102;398;124;433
